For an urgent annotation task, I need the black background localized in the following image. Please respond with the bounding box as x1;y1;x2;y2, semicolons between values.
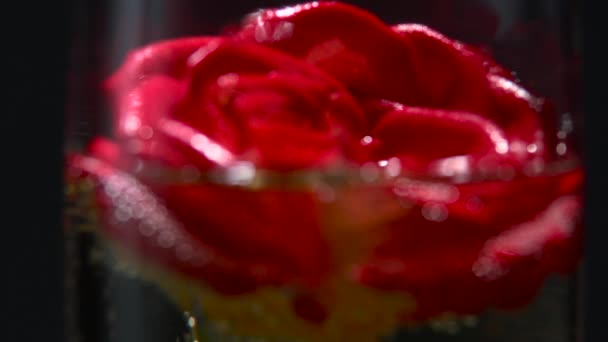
3;1;607;342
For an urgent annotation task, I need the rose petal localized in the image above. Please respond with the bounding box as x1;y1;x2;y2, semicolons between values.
113;76;185;139
157;183;329;287
154;118;236;168
186;39;367;132
67;154;290;294
241;3;494;114
391;24;494;113
239;2;425;105
246;120;340;170
353;169;583;319
473;195;582;281
105;37;221;93
487;75;545;150
370;106;510;173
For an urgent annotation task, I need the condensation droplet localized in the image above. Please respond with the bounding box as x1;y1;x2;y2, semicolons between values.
421;203;448;222
378;160;388;167
527;144;538;153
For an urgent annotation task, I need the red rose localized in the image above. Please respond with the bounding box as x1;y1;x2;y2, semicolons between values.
67;0;583;328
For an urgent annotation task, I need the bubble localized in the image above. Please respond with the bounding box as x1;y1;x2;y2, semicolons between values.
561;113;574;133
497;164;515;180
126;139;144;154
114;208;131;222
315;185;336;203
249;303;265;316
432;155;471;178
385;157;402;178
556;142;568;155
132;159;144;174
217;73;239;88
510;141;526;154
104;184;121;198
271;21;294;41
158;231;176;248
465;196;484;213
527;143;538;153
472;256;509;281
138;222;156;237
329;92;341;102
123;115;141;135
360;162;380;183
180;165;200;183
225;162;256;185
495;141;509;154
275;5;300;18
188;316;197;328
176;243;193;261
421;203;448;222
138;125;154;140
523;158;545;176
251;264;271;278
360;135;373;146
462;315;479;327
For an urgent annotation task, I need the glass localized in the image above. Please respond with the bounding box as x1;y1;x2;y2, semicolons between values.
64;1;584;341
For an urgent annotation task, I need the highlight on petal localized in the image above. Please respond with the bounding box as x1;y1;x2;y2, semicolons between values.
112;76;185;140
157;118;236;168
487;75;546;156
390;24;494;114
370;106;510;174
472;195;582;281
105;37;221;93
239;2;426;105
